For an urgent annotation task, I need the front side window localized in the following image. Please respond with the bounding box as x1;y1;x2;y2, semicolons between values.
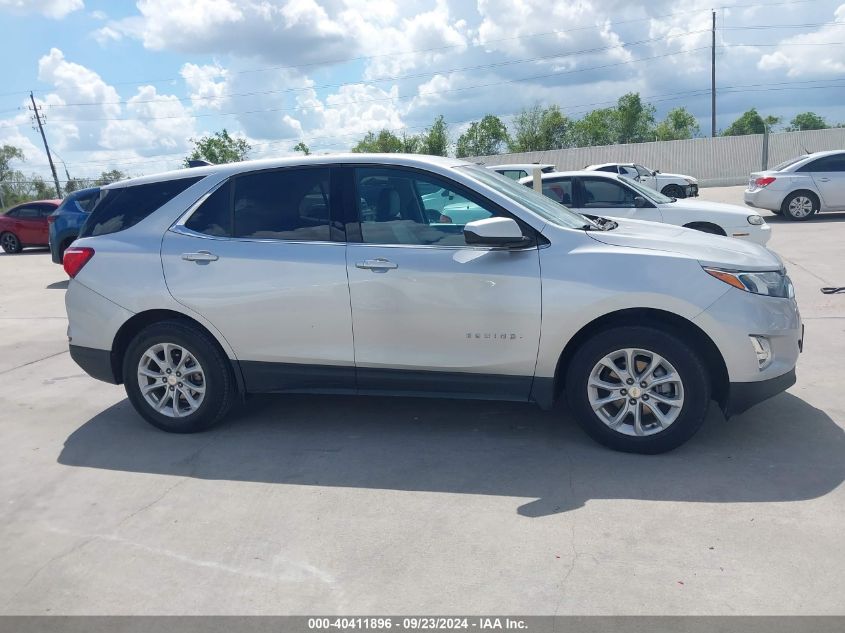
541;178;574;205
634;164;652;178
81;176;202;238
354;167;501;246
582;177;636;208
232;168;331;241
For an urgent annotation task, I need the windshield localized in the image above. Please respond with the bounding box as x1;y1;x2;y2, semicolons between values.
773;155;809;171
619;175;674;204
458;164;594;229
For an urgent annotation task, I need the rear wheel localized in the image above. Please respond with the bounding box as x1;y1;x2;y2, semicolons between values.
565;326;711;454
661;184;685;199
123;320;236;433
1;232;22;254
782;191;818;221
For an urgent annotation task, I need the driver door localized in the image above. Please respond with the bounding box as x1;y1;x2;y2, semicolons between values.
344;165;542;400
575;176;663;222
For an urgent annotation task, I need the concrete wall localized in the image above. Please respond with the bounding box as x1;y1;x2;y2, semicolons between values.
472;127;845;187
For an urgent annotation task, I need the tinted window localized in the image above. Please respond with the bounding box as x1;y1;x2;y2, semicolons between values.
581;178;636;208
75;190;100;213
798;154;845;173
185;182;231;237
16;206;40;219
634;165;652;177
81;176;202;238
541;179;574;205
501;170;528;180
595;165;618;173
38;205;56;217
231;168;330;241
355;167;502;246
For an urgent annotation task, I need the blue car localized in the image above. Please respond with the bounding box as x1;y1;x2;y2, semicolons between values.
49;186;100;264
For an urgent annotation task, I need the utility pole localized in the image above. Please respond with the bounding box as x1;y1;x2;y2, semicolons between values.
29;91;62;198
711;10;717;137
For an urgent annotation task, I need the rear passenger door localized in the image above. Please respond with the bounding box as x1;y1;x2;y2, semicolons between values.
161;166;356;393
801;154;845;210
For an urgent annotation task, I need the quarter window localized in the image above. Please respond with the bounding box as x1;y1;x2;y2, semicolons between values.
232;168;331;241
354;167;503;246
581;178;636;208
541;179;574;205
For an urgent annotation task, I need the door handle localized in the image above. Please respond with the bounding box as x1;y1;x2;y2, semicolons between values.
182;251;219;262
817;177;830;182
356;258;398;271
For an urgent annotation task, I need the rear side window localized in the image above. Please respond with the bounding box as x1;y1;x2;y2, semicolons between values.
797;154;845;173
80;176;202;238
185;182;231;237
232;168;331;241
541;179;574;205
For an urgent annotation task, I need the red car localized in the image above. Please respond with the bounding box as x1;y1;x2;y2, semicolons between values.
0;199;62;254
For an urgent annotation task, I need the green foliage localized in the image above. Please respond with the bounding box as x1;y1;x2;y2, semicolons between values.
30;176;53;199
787;112;828;132
509;104;572;152
722;108;781;136
0;144;27;208
455;115;509;158
655;107;701;141
95;169;127;186
418;115;450;156
615;92;656;144
571;108;619;147
293;142;311;155
184;129;251;166
352;129;405;153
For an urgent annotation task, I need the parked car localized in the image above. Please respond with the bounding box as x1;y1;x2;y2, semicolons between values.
745;150;845;221
49;186;100;264
519;171;770;245
487;163;555;180
586;163;699;198
65;154;801;454
0;199;62;253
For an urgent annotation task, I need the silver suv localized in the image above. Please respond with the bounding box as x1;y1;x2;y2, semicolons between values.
65;154;802;453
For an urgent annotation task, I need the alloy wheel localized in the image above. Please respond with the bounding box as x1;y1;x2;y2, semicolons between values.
137;342;206;418
788;196;813;218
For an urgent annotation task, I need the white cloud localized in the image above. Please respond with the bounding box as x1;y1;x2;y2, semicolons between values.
180;63;229;110
0;0;83;19
758;4;845;76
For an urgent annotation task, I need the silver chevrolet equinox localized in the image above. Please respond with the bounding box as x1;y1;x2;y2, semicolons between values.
64;154;802;453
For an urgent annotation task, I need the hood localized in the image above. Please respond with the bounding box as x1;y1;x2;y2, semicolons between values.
657;172;696;183
664;198;759;220
585;217;782;271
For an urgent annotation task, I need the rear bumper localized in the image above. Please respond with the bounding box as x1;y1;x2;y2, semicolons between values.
744;187;783;212
724;368;796;417
69;344;118;384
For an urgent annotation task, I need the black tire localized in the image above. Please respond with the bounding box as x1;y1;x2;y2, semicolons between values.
781;191;818;221
123;320;236;433
1;231;22;254
661;184;685;199
565;326;711;454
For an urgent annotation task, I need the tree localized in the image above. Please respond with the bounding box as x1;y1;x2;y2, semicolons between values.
655;107;701;141
30;175;53;199
95;169;127;186
571;108;618;147
293;142;311;155
787;112;828;132
352;129;404;153
509;104;573;152
184;129;251;165
0;145;26;209
455;115;509;157
722;108;781;136
418;115;449;156
615;92;656;144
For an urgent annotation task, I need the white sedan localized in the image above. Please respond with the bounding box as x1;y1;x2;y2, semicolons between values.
520;171;770;245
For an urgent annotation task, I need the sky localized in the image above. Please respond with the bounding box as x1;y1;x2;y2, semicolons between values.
0;0;843;183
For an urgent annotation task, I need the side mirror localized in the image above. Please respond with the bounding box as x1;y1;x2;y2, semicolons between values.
653;170;659;175
633;196;647;208
464;217;530;247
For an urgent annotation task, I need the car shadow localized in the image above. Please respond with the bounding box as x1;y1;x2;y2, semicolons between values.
46;279;69;289
0;247;51;256
763;211;845;224
58;392;844;517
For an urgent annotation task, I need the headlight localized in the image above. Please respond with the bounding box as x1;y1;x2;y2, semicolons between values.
703;267;794;298
747;214;765;226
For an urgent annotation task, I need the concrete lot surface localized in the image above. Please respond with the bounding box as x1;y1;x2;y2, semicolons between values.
0;188;843;615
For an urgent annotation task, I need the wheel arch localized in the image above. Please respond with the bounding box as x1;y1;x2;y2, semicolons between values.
782;188;820;212
110;309;245;395
543;307;728;411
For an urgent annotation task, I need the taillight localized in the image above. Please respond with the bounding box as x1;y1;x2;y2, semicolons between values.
63;247;94;278
755;176;776;188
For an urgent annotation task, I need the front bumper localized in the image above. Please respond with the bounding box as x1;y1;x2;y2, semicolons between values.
687;183;699;197
724;367;796;417
728;223;771;246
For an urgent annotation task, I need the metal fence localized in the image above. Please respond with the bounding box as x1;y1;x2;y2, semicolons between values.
472;127;845;187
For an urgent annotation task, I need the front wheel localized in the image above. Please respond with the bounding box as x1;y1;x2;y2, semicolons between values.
565;326;711;454
123;320;236;433
661;184;685;199
1;232;22;253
